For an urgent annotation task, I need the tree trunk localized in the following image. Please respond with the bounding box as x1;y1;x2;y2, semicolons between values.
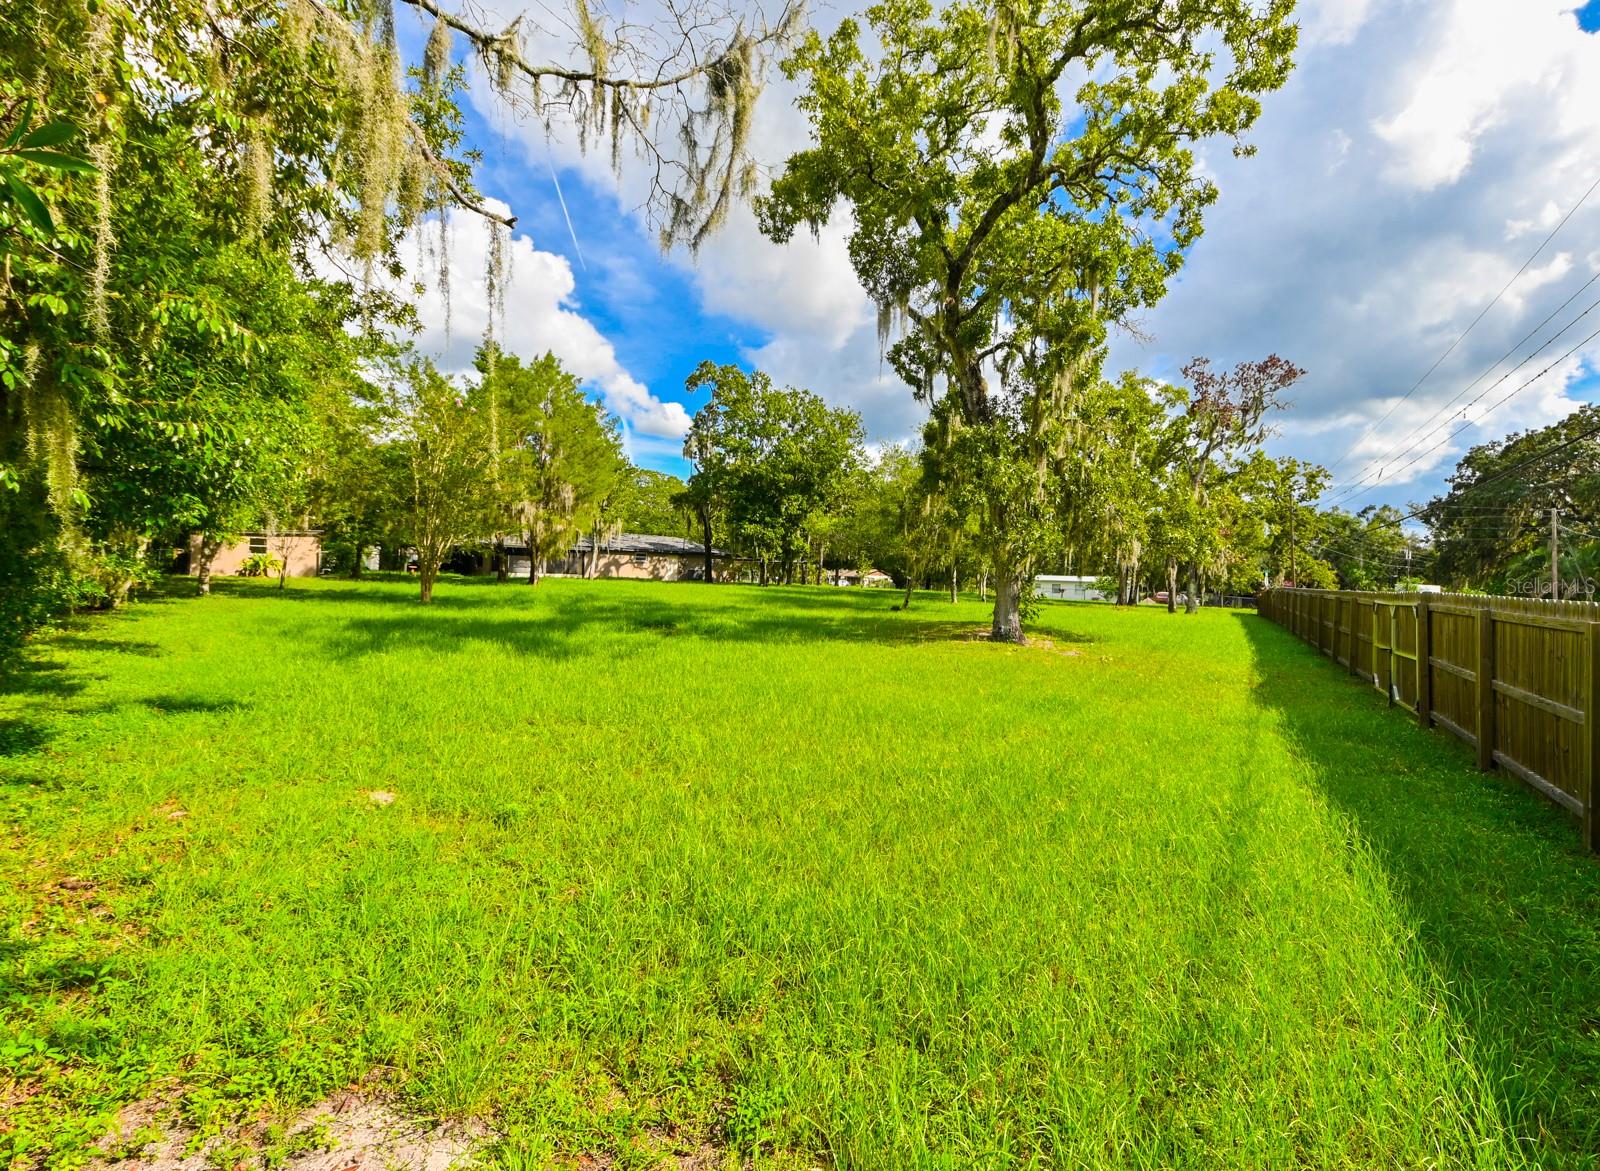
902;579;914;610
699;507;715;583
979;572;987;601
1166;558;1179;614
990;564;1025;644
759;558;770;587
419;560;437;603
350;538;365;579
949;564;958;603
527;544;540;584
1185;562;1200;614
195;535;222;596
495;540;508;583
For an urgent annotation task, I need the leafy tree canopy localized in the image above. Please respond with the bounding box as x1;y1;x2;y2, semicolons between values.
756;0;1298;637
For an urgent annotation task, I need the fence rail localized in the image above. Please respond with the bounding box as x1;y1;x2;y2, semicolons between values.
1257;588;1600;851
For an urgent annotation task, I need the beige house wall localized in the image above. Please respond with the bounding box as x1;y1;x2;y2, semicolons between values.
524;550;736;582
191;533;322;578
583;552;718;581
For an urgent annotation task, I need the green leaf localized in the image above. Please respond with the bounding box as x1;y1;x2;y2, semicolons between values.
19;121;81;149
3;101;34;150
13;148;97;174
4;174;53;235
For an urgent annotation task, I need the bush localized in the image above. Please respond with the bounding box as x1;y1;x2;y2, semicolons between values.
78;545;160;608
238;552;283;578
0;476;83;655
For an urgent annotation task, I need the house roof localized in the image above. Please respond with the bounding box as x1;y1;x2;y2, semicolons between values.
572;532;731;558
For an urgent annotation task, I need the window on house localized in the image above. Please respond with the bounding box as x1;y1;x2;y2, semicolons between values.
632;553;648;566
248;536;268;556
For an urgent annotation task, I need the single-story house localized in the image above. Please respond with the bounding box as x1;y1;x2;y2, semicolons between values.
188;532;322;578
508;533;734;582
831;567;894;587
1034;574;1111;602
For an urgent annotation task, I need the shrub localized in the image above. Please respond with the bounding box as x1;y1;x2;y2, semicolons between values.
238;552;284;578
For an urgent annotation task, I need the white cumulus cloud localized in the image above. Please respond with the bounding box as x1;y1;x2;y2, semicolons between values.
397;203;691;440
1109;0;1600;506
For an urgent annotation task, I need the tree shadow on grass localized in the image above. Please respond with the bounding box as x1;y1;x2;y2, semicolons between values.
0;657;85;700
0;656;89;779
0;717;48;757
315;603;978;661
0;629;239;780
271;584;1100;661
1234;613;1600;1170
54;636;164;657
136;694;246;715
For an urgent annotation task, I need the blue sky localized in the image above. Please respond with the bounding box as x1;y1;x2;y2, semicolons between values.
395;0;1600;504
465;102;755;428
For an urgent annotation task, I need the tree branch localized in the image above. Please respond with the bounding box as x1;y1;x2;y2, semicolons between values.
397;0;801;92
406;125;517;228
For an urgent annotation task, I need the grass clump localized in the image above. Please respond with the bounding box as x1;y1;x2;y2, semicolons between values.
2;576;1598;1169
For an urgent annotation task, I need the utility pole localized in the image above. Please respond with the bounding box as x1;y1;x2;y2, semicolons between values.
1288;500;1296;587
1551;507;1561;601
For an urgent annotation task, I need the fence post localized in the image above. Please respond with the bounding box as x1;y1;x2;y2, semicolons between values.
1371;600;1381;693
1588;620;1600;852
1387;603;1398;706
1346;596;1358;675
1476;602;1495;772
1416;593;1432;728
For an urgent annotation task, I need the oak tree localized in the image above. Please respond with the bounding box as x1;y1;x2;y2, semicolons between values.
758;0;1297;639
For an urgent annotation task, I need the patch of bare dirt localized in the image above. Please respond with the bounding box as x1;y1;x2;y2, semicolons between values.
954;628;1083;655
92;1087;484;1171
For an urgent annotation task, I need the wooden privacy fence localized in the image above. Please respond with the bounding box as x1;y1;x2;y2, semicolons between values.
1257;588;1600;851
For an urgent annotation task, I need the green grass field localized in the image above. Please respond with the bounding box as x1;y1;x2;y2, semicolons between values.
4;577;1600;1170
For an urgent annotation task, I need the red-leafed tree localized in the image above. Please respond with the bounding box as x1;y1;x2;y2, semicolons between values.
1158;354;1305;613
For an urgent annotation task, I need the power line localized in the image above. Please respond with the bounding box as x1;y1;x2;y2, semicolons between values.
1389;414;1600;531
1322;276;1600;506
1323;173;1600;481
1286;456;1597;585
1560;520;1600;543
1303;540;1417;574
1317;321;1600;513
1321;293;1600;508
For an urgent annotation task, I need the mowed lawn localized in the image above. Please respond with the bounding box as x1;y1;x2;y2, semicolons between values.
3;579;1600;1170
